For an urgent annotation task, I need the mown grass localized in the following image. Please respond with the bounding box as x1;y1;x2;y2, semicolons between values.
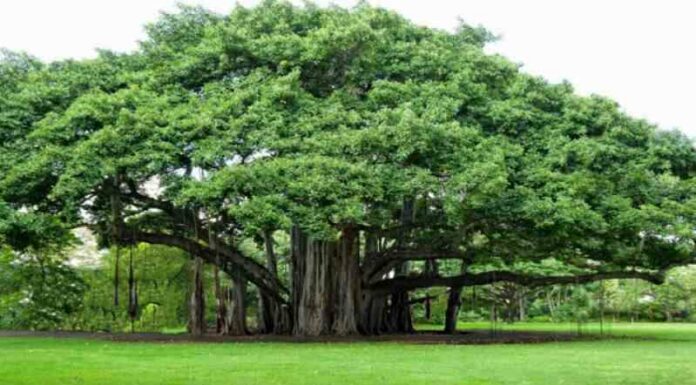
1;323;695;385
418;321;696;341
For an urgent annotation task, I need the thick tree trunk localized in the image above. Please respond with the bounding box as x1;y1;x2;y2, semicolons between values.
295;239;334;336
258;292;291;334
273;304;292;334
360;290;387;334
423;259;437;322
359;231;387;335
213;264;226;334
127;247;138;332
444;286;463;334
210;224;226;334
331;226;361;335
386;290;414;333
382;199;416;334
424;259;439;276
188;256;205;336
384;261;413;334
258;230;278;334
425;296;431;320
224;269;248;335
258;292;274;334
113;247;120;307
290;226;362;336
291;226;306;335
110;176;123;308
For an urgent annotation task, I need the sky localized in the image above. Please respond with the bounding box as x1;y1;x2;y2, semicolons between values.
1;0;694;137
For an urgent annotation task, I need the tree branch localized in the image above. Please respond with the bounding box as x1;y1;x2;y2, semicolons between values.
119;231;289;304
408;294;438;305
369;270;666;294
362;247;473;283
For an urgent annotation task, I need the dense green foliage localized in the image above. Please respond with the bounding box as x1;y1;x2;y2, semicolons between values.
1;1;695;335
0;247;85;330
72;245;191;332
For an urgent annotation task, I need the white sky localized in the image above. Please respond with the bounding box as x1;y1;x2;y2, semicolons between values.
1;0;694;137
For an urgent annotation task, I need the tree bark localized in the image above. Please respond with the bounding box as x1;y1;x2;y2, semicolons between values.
359;231;387;335
360;290;387;335
110;175;123;308
258;292;274;334
188;256;205;336
213;263;225;334
127;246;138;332
444;286;463;334
258;230;279;334
291;226;333;336
386;290;413;333
444;260;466;334
113;247;120;307
273;304;292;334
518;287;526;322
291;226;306;335
331;226;361;336
295;238;334;336
370;270;666;294
210;223;226;335
384;261;413;334
290;226;363;336
224;269;248;335
425;296;431;320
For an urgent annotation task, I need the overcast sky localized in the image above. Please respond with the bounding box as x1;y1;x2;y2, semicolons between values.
1;0;694;137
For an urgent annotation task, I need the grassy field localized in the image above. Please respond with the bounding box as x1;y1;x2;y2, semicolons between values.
418;321;696;341
1;323;695;385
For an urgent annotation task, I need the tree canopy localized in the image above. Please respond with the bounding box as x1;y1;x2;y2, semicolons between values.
1;0;695;336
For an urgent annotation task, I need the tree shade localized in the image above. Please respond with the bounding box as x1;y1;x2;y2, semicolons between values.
1;0;695;336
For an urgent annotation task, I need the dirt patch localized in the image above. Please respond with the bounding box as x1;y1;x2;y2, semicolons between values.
0;329;597;345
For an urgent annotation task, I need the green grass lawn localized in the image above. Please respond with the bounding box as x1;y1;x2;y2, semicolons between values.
1;323;695;385
418;321;696;341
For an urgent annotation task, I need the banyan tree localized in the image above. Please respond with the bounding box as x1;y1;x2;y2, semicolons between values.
1;1;695;336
